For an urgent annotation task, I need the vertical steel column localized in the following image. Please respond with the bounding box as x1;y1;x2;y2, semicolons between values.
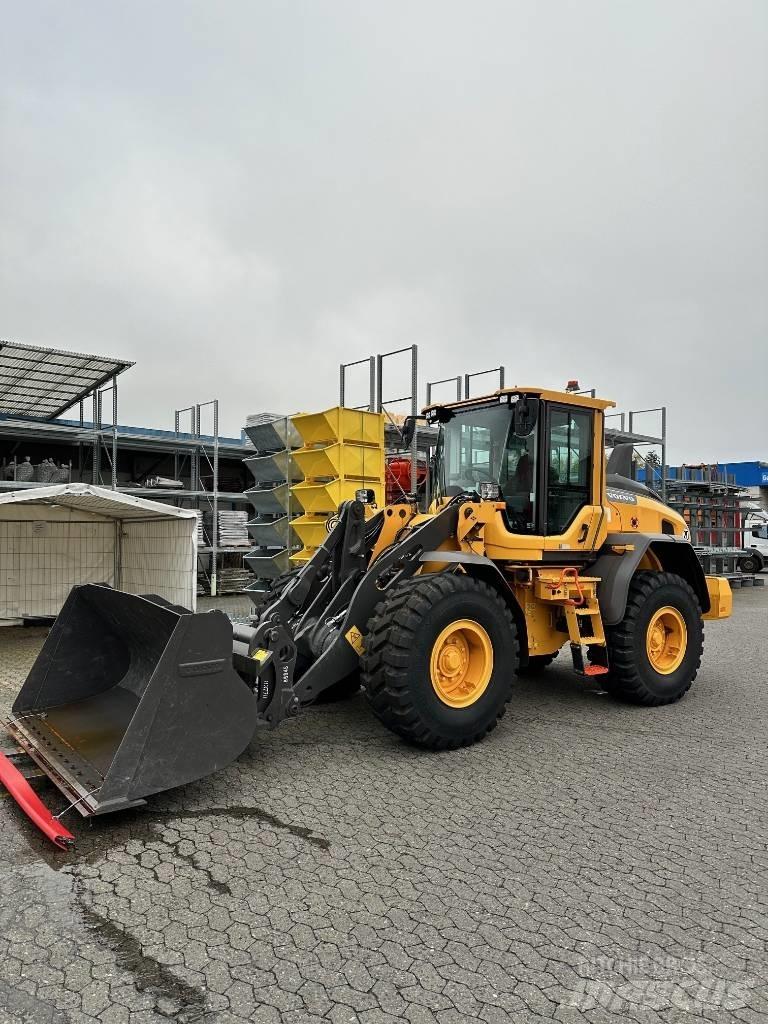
410;344;418;494
111;376;118;489
92;391;99;484
174;410;180;484
425;376;462;405
193;405;200;493
375;354;384;413
211;400;219;598
463;366;505;399
340;356;377;410
661;406;667;503
78;400;84;483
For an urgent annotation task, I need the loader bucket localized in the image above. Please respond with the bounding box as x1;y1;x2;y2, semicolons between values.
6;584;258;816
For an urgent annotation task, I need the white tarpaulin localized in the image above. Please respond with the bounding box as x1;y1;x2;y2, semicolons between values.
0;484;197;623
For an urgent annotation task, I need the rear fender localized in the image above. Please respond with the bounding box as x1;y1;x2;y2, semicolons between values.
590;533;710;626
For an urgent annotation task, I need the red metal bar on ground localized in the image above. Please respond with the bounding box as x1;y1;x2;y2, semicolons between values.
0;750;75;849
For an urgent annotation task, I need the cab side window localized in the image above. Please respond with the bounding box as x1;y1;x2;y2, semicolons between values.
546;408;593;534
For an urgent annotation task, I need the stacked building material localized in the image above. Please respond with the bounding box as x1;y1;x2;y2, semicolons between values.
217;559;255;594
194;510;205;547
205;509;250;547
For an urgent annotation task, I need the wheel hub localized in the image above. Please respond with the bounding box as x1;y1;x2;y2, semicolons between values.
646;606;687;675
430;619;493;708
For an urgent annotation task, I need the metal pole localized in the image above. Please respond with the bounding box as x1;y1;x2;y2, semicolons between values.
369;356;376;412
339;363;345;408
464;373;470;399
92;391;99;484
78;399;84;483
375;354;384;412
174;410;179;483
211;400;219;598
111;376;118;490
194;405;200;493
661;406;667;503
410;345;418;495
499;366;506;389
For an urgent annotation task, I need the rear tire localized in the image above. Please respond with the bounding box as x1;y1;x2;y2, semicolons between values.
738;554;760;574
601;571;703;706
361;574;519;749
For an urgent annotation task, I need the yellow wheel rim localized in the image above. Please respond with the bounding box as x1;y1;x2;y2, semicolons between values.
646;606;687;675
430;619;493;708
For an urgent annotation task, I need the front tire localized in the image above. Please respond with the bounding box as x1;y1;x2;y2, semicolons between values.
361;574;519;749
602;571;703;706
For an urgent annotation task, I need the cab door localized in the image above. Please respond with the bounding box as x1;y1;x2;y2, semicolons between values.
541;404;602;552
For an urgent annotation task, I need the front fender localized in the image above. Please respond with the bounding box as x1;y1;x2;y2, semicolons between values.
418;550;530;664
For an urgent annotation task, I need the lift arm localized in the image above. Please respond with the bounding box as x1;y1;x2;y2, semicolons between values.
239;499;461;727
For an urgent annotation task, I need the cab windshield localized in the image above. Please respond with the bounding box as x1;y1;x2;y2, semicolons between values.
434;405;538;532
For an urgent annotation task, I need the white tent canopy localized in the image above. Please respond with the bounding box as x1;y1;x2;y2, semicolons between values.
0;484;197;623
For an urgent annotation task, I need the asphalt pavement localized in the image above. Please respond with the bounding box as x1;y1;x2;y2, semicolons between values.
0;587;765;1023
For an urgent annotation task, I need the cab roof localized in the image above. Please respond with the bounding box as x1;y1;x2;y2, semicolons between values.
423;386;615;416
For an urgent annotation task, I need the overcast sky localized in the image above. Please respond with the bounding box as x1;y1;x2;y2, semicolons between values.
2;1;766;461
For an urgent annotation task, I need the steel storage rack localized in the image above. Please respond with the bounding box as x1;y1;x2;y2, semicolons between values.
242;414;303;603
664;466;766;586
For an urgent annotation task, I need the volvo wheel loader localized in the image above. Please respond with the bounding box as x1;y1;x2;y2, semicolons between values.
1;387;732;846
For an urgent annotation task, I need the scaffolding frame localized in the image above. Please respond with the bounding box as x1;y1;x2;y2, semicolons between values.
605;405;668;501
175;400;222;596
339;357;376;411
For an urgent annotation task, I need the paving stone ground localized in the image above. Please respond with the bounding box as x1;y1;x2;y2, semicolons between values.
0;588;766;1023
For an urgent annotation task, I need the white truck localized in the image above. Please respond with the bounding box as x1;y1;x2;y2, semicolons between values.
741;513;768;573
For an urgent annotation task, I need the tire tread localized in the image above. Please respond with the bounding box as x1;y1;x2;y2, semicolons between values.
361;574;518;749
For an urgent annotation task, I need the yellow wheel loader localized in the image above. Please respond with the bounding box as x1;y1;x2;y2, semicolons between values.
1;387;732;845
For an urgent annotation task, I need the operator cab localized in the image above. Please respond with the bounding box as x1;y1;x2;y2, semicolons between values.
427;389;607;537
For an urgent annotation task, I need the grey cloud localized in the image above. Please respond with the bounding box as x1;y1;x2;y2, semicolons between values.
1;0;766;460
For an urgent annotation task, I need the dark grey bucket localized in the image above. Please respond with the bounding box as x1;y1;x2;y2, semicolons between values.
7;584;258;815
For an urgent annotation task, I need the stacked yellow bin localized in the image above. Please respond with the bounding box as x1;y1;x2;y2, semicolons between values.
289;407;385;564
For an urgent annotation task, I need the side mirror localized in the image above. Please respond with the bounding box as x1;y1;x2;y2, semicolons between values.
512;397;539;437
401;416;417;448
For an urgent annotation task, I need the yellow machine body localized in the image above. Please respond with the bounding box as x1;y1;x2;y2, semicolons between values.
369;385;730;664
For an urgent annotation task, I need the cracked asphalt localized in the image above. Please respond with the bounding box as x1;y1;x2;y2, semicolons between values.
0;587;766;1023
